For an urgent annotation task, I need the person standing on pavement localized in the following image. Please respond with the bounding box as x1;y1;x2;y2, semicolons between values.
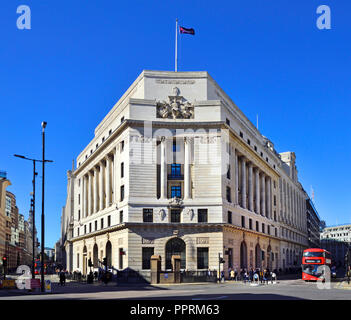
230;269;235;281
59;270;66;286
234;268;238;281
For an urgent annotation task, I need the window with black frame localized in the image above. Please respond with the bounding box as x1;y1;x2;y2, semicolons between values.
198;209;208;223
228;211;232;224
142;247;154;269
197;247;209;269
143;208;153;222
171;209;181;223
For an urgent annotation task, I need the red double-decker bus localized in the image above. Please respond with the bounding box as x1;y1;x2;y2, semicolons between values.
302;248;332;281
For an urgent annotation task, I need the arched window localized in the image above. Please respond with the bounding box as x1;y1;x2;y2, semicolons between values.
240;241;247;269
255;244;261;269
106;241;112;267
93;244;98;268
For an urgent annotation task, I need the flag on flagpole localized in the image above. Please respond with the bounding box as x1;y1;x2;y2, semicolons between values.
179;26;195;35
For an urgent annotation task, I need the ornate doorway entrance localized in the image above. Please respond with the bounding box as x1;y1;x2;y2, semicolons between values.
165;237;186;270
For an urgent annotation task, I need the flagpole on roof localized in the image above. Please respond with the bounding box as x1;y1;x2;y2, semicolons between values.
175;18;178;72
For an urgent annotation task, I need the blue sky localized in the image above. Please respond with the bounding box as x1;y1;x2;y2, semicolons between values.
0;1;350;247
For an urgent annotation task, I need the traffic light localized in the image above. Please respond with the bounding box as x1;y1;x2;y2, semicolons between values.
2;256;7;267
219;257;225;264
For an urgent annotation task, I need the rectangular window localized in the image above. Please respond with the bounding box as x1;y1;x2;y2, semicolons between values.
171;209;181;223
108;215;111;227
256;221;259;231
77;254;79;268
249;218;252;230
101;218;104;229
268;226;270;235
84;225;86;234
121;116;125;123
78;210;81;221
119;211;123;223
120;185;125;201
227;165;231;180
262;223;265;233
240;131;243;138
198;209;208;223
226;187;231;202
143;209;153;222
197;247;209;269
170;164;182;178
121;162;124;178
241;216;245;228
120;140;124;152
142;247;154;270
171;185;181;198
77;228;80;236
95;220;97;231
78;194;80;205
119;248;124;269
228;211;232;224
226;118;230;126
89;223;92;233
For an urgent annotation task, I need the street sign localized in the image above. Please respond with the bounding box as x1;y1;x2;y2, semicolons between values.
45;280;51;293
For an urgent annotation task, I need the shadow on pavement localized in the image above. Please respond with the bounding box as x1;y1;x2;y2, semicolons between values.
0;281;169;298
118;292;306;300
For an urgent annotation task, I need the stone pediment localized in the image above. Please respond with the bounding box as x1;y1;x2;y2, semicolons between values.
156;87;194;119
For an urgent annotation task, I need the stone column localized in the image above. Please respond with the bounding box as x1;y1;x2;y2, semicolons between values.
94;167;99;213
248;163;253;211
106;155;111;207
184;137;191;199
160;137;167;199
113;148;118;203
82;175;86;218
266;177;271;219
235;150;239;205
241;157;246;209
99;161;104;210
255;168;260;214
88;171;92;216
260;173;266;217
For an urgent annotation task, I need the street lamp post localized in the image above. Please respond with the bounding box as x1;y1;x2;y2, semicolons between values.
41;121;47;292
14;122;53;290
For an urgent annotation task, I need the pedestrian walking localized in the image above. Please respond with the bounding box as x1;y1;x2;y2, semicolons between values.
259;269;264;284
253;271;259;285
221;270;225;283
271;271;277;284
263;269;269;284
249;268;254;283
234;268;238;281
59;271;66;286
230;269;235;281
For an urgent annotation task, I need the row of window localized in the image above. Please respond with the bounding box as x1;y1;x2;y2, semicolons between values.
236;213;277;236
78;123;125;167
142;247;209;270
76;212;124;237
225;118;276;169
